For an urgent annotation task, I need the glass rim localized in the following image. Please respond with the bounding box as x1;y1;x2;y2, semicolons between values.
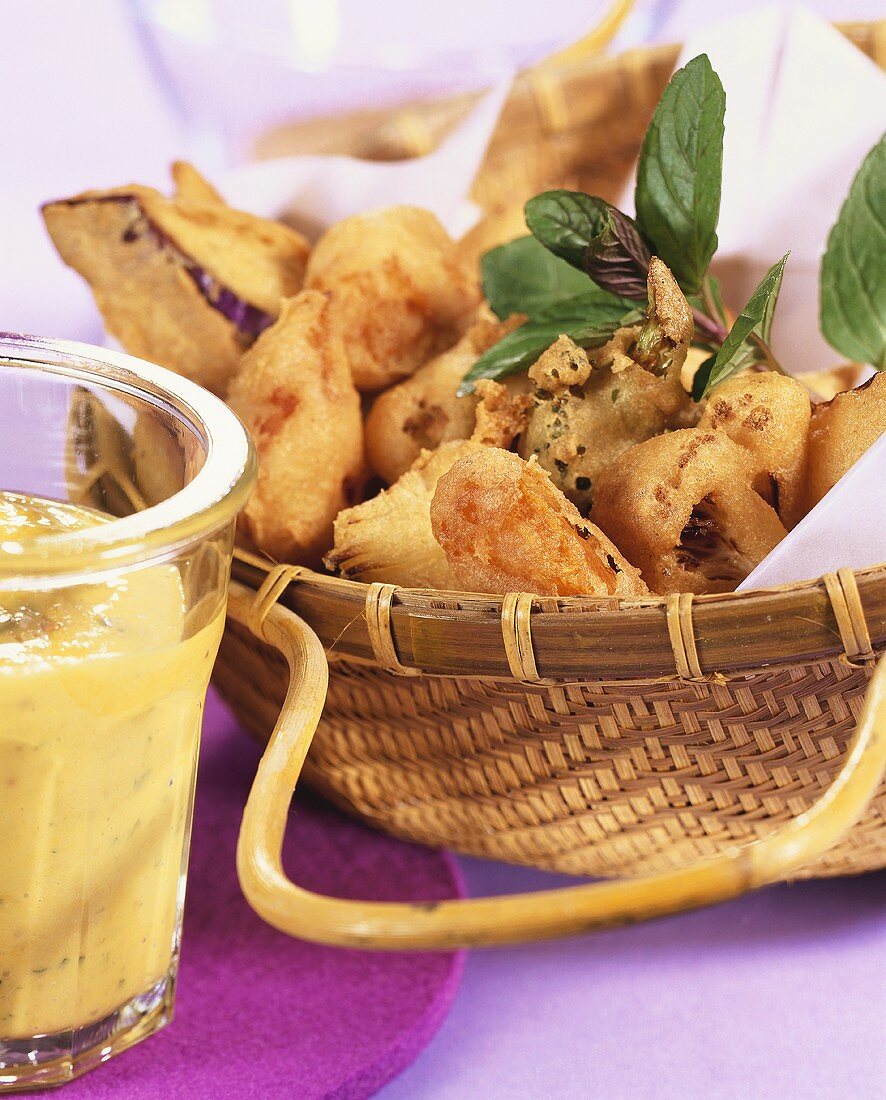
0;332;256;577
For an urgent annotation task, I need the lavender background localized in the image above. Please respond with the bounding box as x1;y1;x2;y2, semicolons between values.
2;3;884;1097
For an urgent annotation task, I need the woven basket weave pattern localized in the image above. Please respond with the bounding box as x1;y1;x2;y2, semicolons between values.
216;623;884;878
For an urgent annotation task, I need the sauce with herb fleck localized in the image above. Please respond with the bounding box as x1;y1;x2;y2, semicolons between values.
0;492;222;1038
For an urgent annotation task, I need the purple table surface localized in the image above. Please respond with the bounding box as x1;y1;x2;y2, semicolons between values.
4;4;886;1098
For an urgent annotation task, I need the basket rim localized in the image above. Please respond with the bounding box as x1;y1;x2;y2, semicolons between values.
232;552;886;681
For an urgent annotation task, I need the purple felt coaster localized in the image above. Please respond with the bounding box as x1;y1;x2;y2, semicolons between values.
66;691;464;1100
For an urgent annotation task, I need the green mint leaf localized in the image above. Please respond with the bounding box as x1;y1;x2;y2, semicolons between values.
634;54;725;295
525;191;651;299
700;253;789;397
458;311;642;396
481;236;632;322
820;133;886;370
524;191;607;268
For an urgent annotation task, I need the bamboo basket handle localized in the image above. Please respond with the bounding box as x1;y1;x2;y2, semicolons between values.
228;581;886;950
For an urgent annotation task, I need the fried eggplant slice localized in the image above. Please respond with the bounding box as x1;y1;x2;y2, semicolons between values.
227;291;364;566
519;258;697;513
305;205;480;392
593;429;787;594
699;371;811;528
42;173;310;394
806;372;886;510
430;447;647;597
325;440;484;588
364;311;524;483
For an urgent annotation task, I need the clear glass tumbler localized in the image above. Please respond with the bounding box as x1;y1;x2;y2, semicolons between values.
0;334;255;1090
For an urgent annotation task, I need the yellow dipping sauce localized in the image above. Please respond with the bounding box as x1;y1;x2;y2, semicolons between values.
0;492;222;1038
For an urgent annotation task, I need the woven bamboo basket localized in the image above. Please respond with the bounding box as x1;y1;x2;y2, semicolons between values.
216;18;886;948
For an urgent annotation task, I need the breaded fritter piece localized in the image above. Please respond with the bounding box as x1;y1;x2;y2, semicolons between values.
519;259;697;513
327;378;532;586
42;170;310;394
699;371;811;528
593;429;787;595
364;311;523;483
325;440;483;588
228;291;364;566
430;447;647;597
305;206;480;392
806;372;886;509
471;380;532;449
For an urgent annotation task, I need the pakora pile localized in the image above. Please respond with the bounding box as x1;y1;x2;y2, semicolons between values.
42;54;886;599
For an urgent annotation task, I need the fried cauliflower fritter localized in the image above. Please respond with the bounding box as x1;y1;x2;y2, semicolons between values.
227;291;364;566
430;447;647;597
364;311;523;484
305;206;480;392
698;371;811;528
806;372;886;510
42;171;310;395
325;441;483;588
593;429;787;595
519;258;697;513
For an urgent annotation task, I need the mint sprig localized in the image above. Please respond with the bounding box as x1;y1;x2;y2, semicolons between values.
524;192;652;299
693;254;788;398
481;236;634;323
460;54;819;400
635;54;725;296
820;132;886;371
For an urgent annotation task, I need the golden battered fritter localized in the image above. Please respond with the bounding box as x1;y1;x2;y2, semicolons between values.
227;291;364;566
430;447;647;597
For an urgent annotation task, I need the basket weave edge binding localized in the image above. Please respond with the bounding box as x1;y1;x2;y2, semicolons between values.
230;551;886;683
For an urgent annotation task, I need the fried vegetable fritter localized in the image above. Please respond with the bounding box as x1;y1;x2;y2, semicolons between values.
42;169;310;394
593;429;787;594
806;372;886;509
327;377;530;586
699;371;811;528
430;447;647;597
519;258;697;513
305;205;480;392
227;291;364;566
471;380;533;449
364;311;523;484
325;440;483;588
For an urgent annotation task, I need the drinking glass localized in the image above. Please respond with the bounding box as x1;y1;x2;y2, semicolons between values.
0;334;254;1090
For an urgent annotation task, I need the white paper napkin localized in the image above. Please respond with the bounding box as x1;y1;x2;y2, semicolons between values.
644;5;886;375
